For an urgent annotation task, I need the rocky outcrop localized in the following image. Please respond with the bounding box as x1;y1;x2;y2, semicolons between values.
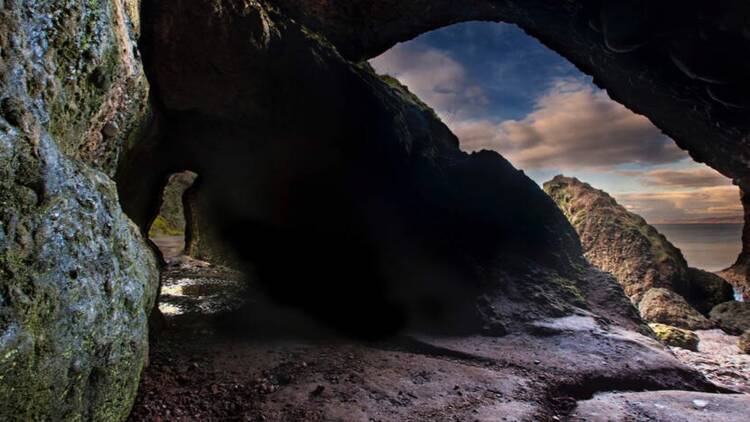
0;1;158;420
544;176;733;320
710;301;750;335
639;289;712;330
649;323;699;351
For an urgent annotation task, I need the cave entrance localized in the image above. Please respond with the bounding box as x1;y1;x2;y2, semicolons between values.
147;171;247;317
370;21;745;302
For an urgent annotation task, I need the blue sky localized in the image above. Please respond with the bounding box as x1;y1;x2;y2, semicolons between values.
371;22;741;224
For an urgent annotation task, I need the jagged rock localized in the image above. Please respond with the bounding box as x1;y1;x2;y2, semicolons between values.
710;301;750;335
0;1;157;420
649;323;699;351
543;176;732;321
639;288;713;330
739;331;750;354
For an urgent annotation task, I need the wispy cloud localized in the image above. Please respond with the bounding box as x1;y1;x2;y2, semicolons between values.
370;44;489;118
618;168;732;189
616;186;742;224
450;79;687;169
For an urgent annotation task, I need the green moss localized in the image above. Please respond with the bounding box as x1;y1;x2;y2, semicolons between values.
649;323;699;351
148;215;183;237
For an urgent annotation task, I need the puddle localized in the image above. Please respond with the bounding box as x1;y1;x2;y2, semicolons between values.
158;265;246;316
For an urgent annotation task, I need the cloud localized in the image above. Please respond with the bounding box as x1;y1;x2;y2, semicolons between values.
615;186;742;224
370;44;489;118
619;168;732;189
448;79;687;170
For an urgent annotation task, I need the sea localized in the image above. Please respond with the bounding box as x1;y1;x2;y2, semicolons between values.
654;223;743;272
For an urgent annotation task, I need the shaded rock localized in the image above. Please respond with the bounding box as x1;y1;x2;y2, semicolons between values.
710;301;750;335
684;267;735;315
639;288;713;330
649;323;699;351
0;1;157;420
739;331;750;354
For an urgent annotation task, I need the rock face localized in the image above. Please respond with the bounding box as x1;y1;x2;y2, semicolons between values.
639;289;712;330
0;1;158;420
649;323;699;351
544;176;733;323
710;301;750;335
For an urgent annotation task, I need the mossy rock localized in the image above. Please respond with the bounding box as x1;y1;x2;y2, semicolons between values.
649;323;699;351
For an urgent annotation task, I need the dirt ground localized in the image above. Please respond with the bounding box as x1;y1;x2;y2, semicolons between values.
129;238;750;421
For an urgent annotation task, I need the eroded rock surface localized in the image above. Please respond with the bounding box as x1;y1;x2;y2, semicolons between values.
0;1;157;420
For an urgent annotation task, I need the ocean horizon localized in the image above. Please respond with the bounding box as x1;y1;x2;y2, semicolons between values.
654;223;743;272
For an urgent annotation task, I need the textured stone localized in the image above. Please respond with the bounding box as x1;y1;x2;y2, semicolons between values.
739;331;750;354
0;1;157;420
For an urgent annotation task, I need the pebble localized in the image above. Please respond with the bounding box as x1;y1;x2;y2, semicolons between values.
692;399;709;409
102;122;119;138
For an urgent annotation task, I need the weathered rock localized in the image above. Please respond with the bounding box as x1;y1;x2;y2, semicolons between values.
739;331;750;354
639;288;713;330
649;323;699;351
0;1;157;420
710;301;750;335
719;180;750;301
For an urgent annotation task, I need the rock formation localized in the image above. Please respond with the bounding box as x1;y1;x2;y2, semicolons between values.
544;176;733;321
0;1;158;420
3;0;750;420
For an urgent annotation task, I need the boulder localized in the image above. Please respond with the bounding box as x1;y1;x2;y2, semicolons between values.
0;1;158;420
639;288;713;330
684;268;735;315
649;323;699;351
739;331;750;354
710;301;750;335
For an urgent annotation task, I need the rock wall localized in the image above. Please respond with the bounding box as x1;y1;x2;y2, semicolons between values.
0;1;158;420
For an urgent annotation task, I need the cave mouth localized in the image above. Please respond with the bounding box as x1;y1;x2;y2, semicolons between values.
370;20;745;295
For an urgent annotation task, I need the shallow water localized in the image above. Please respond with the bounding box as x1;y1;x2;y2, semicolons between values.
654;224;742;272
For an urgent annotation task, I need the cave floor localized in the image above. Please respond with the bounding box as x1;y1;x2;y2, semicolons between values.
130;242;750;421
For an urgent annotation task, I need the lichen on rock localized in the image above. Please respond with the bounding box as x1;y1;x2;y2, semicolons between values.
649;323;699;351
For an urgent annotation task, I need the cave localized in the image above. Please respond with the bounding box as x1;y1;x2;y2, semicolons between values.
2;1;750;420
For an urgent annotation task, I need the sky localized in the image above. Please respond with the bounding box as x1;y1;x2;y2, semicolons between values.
370;22;742;225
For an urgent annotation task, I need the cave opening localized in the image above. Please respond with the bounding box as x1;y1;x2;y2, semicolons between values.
370;21;746;302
